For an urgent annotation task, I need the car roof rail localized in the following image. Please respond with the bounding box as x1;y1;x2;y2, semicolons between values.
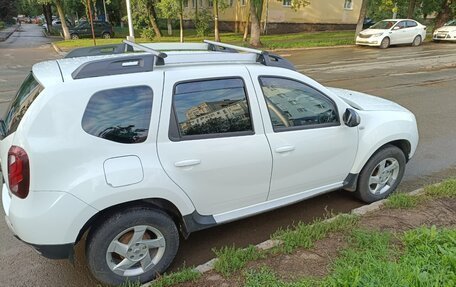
64;43;131;58
71;54;155;80
203;40;296;71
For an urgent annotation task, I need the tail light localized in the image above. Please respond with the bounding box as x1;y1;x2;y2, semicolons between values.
8;146;30;199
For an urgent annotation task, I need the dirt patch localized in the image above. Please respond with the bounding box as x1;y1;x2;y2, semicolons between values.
174;198;456;287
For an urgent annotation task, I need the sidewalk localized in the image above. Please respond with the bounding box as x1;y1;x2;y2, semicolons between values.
0;25;19;42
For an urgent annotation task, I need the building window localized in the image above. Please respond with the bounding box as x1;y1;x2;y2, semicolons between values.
344;0;353;10
208;0;213;7
240;0;246;6
173;78;253;138
228;0;234;7
259;77;339;131
82;86;153;144
283;0;292;7
183;0;189;7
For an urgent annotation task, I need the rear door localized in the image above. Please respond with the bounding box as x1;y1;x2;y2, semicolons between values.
157;67;272;215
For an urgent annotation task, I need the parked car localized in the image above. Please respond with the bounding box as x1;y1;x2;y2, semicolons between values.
433;19;456;42
69;21;114;39
42;18;72;32
363;17;375;29
356;19;426;49
1;40;419;285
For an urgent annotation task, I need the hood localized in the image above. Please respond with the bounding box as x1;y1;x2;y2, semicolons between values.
360;28;388;35
329;88;406;112
434;26;456;33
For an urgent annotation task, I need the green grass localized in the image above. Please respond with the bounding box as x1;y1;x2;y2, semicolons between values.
243;266;316;287
321;226;456;286
385;192;422;209
54;29;356;50
424;178;456;198
272;214;359;253
213;245;265;277
148;267;201;287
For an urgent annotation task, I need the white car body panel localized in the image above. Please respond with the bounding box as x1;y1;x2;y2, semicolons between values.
0;50;419;257
433;25;456;41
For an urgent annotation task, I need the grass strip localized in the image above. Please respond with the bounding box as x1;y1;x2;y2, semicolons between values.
272;214;359;253
213;245;265;277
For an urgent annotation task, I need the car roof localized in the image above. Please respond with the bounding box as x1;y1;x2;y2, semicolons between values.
32;41;295;86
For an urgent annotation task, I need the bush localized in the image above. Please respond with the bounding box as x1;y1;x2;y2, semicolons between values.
0;21;5;29
141;28;155;40
194;9;212;37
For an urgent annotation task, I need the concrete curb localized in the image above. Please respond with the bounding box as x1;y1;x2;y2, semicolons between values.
0;25;19;42
141;187;428;286
51;42;66;57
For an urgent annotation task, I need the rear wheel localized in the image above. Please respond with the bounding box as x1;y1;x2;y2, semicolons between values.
354;145;406;203
86;208;179;285
71;33;79;40
379;37;390;49
102;32;111;39
412;35;422;46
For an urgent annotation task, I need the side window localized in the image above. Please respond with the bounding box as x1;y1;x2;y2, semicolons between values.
406;21;417;28
259;77;339;131
396;21;407;29
82;86;153;144
172;78;253;139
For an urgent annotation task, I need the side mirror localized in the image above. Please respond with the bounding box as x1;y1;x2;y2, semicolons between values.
393;26;400;30
343;108;361;127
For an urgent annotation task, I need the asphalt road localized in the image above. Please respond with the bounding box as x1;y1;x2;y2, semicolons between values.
0;24;455;286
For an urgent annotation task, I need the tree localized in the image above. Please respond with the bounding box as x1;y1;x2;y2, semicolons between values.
407;0;417;18
355;0;369;39
54;0;71;39
433;0;455;31
212;0;228;42
157;0;185;42
130;0;162;38
249;0;263;47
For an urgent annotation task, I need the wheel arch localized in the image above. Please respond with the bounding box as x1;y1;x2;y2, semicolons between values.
75;198;190;245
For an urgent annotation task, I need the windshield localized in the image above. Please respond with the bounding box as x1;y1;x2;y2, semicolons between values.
444;20;456;26
370;20;397;29
1;73;43;138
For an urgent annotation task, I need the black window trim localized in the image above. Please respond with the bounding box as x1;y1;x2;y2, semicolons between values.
258;75;341;133
169;76;255;142
81;85;154;144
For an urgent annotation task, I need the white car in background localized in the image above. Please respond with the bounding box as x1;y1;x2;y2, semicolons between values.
433;20;456;41
356;19;427;49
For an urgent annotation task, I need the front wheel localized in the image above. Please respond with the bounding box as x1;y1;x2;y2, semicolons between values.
379;37;390;49
71;33;79;40
412;35;422;46
102;32;111;39
86;208;179;285
355;145;406;203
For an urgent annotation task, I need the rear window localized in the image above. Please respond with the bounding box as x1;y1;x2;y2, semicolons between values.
1;72;43;138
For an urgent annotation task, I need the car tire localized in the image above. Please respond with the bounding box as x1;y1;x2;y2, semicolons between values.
86;207;179;286
354;145;406;203
379;37;390;49
102;32;111;39
71;34;79;40
412;35;422;46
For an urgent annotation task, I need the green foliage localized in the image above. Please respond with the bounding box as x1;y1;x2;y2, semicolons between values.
385;192;421;209
425;178;456;198
156;0;181;20
141;27;156;40
244;266;316;287
194;8;211;36
272;214;358;253
148;267;201;287
0;21;4;29
213;245;264;277
321;227;456;286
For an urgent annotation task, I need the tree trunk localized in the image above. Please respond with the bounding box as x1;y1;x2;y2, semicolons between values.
195;0;199;21
55;0;70;40
243;11;250;42
355;0;368;39
214;0;220;41
434;0;453;32
407;0;416;18
179;2;184;43
249;0;262;47
43;3;52;33
167;18;173;36
149;4;162;37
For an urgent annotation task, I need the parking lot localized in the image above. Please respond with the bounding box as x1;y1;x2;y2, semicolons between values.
0;24;455;286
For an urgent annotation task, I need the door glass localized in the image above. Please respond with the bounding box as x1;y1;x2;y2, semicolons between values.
173;78;253;138
406;21;417;28
259;77;339;131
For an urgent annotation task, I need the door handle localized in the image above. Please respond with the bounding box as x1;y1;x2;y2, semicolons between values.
174;159;201;167
275;146;295;153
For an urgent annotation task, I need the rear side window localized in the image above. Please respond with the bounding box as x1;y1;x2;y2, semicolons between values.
2;72;43;137
82;86;153;144
406;21;417;28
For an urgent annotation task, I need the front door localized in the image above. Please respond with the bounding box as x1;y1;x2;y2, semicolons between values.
157;67;272;215
249;68;358;200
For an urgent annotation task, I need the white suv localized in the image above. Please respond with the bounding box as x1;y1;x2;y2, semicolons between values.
1;40;418;285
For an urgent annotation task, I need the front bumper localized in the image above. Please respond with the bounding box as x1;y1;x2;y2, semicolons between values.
433;34;456;41
356;36;381;46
